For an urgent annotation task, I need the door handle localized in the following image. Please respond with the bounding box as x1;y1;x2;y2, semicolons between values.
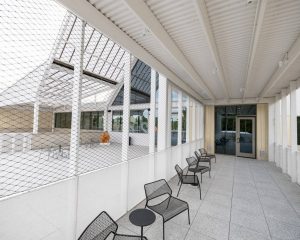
236;138;240;143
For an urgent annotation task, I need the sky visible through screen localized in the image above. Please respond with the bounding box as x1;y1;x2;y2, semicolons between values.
0;0;66;92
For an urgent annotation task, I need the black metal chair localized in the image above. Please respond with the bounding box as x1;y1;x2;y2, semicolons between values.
186;156;210;182
77;211;147;240
195;151;211;178
199;148;216;163
175;164;201;199
144;179;190;240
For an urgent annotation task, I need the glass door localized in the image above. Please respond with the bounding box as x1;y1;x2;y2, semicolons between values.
236;117;255;158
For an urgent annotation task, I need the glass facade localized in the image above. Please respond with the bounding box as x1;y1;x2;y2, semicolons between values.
182;95;187;143
171;90;178;146
297;117;300;145
112;110;123;132
215;105;256;155
55;111;104;130
130;109;149;133
112;109;149;133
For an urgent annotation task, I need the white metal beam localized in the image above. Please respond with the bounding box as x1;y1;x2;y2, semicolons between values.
259;35;300;97
243;0;268;98
193;0;229;98
122;0;215;100
55;0;204;102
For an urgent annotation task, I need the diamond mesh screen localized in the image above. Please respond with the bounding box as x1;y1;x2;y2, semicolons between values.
0;0;150;198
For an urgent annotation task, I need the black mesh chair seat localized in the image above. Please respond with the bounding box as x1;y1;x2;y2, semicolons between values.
199;148;216;163
78;211;147;240
182;175;200;184
144;179;190;240
176;164;201;199
186;156;210;182
188;165;209;174
147;196;189;222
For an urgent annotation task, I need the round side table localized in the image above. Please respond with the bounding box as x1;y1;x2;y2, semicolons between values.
129;208;156;239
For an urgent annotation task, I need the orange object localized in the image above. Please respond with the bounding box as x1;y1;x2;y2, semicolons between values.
100;131;110;143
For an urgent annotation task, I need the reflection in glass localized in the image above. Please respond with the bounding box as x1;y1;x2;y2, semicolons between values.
112;110;123;132
182;95;187;143
215;105;256;155
130;109;149;133
239;119;253;153
171;89;178;146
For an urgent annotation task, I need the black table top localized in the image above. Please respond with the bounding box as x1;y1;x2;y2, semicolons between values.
129;208;156;227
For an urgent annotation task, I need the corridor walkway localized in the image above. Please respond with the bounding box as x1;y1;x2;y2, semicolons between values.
117;155;300;240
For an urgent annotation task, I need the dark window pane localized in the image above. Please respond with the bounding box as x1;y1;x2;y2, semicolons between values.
112;110;123;132
297;117;300;145
129;109;148;133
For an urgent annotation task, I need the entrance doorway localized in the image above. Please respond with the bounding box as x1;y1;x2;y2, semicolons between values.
215;105;256;158
236;117;255;158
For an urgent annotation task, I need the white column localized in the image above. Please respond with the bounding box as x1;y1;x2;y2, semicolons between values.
268;101;275;162
103;107;108;131
186;96;190;143
157;74;168;151
33;102;39;134
290;81;298;182
178;90;182;145
121;52;131;162
149;68;156;153
167;84;172;147
275;94;281;167
191;100;196;141
196;104;200;140
69;19;85;240
281;89;288;173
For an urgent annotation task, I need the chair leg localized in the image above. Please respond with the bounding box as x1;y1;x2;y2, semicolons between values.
163;221;165;240
198;182;201;200
187;208;190;225
201;173;203;183
177;183;182;197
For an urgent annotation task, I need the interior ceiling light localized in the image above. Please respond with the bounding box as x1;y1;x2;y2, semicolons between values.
141;27;150;37
212;67;218;75
278;52;289;68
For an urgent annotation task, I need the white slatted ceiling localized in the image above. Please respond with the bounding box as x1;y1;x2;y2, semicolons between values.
145;0;226;99
271;56;300;96
85;0;300;100
205;0;257;99
88;0;208;98
246;0;300;98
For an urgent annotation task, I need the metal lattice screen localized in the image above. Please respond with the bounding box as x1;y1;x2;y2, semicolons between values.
0;0;151;198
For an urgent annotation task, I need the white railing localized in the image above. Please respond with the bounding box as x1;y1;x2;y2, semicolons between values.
0;138;203;240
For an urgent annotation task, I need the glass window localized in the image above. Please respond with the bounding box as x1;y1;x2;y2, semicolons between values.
182;95;188;143
81;111;104;130
297;116;300;145
55;111;103;130
54;112;71;128
215;105;256;155
171;89;178;146
112;110;123;132
130;109;149;133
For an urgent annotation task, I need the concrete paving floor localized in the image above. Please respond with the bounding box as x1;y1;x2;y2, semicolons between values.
116;155;300;240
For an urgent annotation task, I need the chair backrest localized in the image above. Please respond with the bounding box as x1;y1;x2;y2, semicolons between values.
78;211;118;240
194;151;201;160
186;157;197;167
144;179;172;201
199;148;207;156
175;164;183;183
